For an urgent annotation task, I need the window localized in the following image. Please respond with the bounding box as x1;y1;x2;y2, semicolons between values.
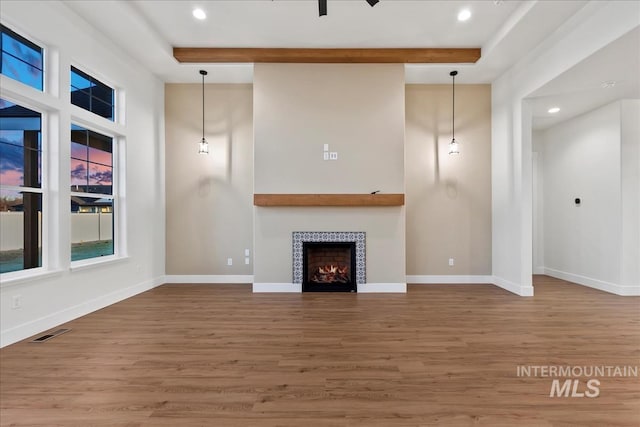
1;23;126;278
70;67;114;121
0;98;43;273
1;25;43;91
70;125;114;262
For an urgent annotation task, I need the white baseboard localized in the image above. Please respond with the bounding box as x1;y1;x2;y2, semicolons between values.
544;268;640;296
533;267;545;275
409;275;532;296
407;275;493;284
492;275;534;296
357;283;406;293
165;275;254;284
0;276;165;348
253;283;301;292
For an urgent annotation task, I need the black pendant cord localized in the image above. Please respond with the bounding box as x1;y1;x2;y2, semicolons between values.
202;72;204;140
201;71;206;140
450;70;457;140
319;0;327;16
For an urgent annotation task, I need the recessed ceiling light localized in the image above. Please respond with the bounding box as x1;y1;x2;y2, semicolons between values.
548;107;560;114
192;8;206;20
458;9;472;22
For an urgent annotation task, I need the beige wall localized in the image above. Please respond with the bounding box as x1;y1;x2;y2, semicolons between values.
253;64;406;285
254;64;404;194
164;80;492;279
165;84;253;274
405;84;492;275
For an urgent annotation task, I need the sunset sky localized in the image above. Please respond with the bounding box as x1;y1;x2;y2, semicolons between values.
70;132;113;187
1;102;112;191
0;100;41;190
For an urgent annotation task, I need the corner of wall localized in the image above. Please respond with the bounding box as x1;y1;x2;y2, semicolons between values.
492;275;534;297
1;275;166;348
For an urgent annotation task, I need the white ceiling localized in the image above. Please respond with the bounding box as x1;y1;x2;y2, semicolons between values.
529;27;640;130
63;0;638;130
64;0;587;84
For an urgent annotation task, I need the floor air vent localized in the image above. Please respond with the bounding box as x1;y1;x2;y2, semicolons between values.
30;328;71;343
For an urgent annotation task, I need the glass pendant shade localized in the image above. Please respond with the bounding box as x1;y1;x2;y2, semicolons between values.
198;137;209;154
448;138;460;155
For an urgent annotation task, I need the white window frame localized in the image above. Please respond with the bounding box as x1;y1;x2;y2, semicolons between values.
67;61;126;270
0;23;128;285
68;120;125;270
70;65;116;123
0;22;63;286
0;94;52;283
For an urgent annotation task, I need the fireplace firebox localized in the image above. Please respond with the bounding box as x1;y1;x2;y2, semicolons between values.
302;242;357;292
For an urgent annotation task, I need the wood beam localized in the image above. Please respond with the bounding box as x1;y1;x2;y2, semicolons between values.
173;47;481;64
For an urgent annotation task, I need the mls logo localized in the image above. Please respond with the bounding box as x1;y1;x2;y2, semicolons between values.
549;379;600;397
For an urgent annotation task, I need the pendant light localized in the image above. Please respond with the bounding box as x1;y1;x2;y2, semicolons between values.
448;70;460;155
198;69;209;154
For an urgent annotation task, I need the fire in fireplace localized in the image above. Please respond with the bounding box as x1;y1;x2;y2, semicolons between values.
311;264;349;283
302;242;357;292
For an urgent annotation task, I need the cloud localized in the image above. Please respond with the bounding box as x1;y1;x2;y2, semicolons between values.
71;163;86;180
0;149;24;185
3;40;42;86
89;169;112;185
0;142;23;174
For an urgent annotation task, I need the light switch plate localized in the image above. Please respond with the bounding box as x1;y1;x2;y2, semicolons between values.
323;152;329;160
329;152;338;160
323;143;329;152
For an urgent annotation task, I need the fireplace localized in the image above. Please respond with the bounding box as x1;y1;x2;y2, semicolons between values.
303;242;356;292
292;232;365;292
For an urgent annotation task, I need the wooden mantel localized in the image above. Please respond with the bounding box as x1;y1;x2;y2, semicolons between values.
254;194;404;207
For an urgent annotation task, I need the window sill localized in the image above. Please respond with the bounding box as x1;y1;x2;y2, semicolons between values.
70;255;129;272
0;269;64;288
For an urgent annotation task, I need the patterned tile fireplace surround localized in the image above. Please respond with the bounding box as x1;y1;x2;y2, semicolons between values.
293;232;366;291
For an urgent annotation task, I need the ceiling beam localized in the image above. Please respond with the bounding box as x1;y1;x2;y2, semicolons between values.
173;47;481;64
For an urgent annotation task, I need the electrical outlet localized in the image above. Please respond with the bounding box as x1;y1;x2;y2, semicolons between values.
329;152;338;160
245;257;250;265
323;143;329;152
227;258;233;266
12;295;22;309
448;258;455;267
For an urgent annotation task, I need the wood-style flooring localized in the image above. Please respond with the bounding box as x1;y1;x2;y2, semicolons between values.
1;276;639;426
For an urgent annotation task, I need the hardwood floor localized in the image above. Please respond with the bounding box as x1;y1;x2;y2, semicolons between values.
1;276;639;426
